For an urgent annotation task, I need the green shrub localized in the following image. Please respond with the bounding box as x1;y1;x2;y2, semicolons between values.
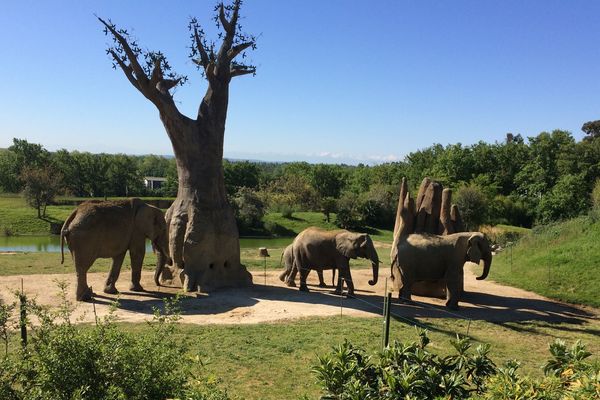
313;330;496;399
231;187;265;233
0;288;230;400
538;174;589;224
455;184;489;231
592;178;600;210
313;331;599;400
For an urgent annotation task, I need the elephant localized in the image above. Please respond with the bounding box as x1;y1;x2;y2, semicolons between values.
60;198;172;301
391;232;492;310
278;244;336;288
288;227;380;296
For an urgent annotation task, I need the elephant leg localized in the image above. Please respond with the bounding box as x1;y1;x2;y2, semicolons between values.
398;273;412;302
278;269;288;283
286;265;298;287
342;269;355;296
104;252;126;294
74;254;94;301
445;279;461;310
317;270;326;287
129;244;145;292
333;273;343;295
298;266;310;292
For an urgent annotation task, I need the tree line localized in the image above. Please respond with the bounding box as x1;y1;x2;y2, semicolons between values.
1;124;599;230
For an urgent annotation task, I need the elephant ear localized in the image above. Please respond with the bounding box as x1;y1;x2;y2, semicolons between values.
466;234;483;264
336;232;365;259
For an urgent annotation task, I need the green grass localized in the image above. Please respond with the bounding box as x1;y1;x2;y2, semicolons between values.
0;194;74;235
490;214;600;307
118;316;600;400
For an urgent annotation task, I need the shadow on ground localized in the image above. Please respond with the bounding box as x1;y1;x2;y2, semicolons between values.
95;279;597;331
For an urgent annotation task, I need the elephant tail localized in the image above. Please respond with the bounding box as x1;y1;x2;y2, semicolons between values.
60;209;77;264
154;253;165;286
389;252;398;281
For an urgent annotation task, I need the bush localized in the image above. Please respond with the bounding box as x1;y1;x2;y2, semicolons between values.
335;192;362;229
313;330;496;399
592;179;600;210
455;184;488;231
231;187;265;233
0;287;230;400
538;174;589;224
313;332;599;400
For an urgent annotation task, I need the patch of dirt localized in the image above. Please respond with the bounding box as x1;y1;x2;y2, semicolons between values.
0;267;597;326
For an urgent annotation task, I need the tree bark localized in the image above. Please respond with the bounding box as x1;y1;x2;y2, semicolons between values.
161;112;252;292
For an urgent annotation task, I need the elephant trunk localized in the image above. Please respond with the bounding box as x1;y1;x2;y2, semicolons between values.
368;251;379;286
476;251;492;280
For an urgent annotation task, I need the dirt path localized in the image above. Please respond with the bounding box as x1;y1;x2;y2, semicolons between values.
0;267;597;326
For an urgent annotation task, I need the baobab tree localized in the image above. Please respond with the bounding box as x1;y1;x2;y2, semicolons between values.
99;0;256;292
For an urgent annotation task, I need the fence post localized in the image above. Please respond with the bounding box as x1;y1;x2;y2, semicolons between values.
383;292;392;349
381;291;388;350
19;279;27;347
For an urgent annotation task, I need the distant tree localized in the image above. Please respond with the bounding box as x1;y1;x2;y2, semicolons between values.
320;196;337;222
0;149;19;193
106;154;143;196
455;184;488;230
5;139;50;192
231;187;265;233
9;138;49;169
310;164;346;199
592;179;600;210
20;167;62;218
538;174;589;224
139;154;171;178
581;120;600;141
223;160;260;195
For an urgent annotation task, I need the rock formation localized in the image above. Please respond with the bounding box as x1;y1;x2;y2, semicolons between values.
391;177;465;298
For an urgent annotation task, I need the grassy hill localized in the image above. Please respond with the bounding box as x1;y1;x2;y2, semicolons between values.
489;213;600;308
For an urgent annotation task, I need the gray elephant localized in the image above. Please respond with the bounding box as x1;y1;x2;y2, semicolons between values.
278;244;335;288
60;198;172;301
391;232;492;310
288;227;379;296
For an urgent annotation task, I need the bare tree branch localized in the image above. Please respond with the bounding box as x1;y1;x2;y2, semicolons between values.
157;79;181;95
108;50;141;91
218;3;233;34
193;26;210;68
230;66;255;77
98;17;148;87
227;41;253;60
150;58;163;87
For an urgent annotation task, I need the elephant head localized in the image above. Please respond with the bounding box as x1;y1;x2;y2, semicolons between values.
336;232;379;286
133;199;173;266
466;233;492;280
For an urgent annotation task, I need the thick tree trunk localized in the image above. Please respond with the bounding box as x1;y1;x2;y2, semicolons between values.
161;112;252;292
98;1;256;293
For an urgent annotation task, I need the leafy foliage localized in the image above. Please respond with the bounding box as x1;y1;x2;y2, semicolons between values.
2;126;600;229
313;332;599;400
0;289;230;400
20;167;62;218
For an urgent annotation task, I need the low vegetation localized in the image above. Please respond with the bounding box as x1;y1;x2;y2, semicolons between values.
0;292;598;400
0;292;229;400
314;332;599;399
490;214;600;307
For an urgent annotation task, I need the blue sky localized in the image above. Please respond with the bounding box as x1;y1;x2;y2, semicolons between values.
1;0;598;164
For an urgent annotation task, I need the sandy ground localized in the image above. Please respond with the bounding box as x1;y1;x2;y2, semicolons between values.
0;266;597;326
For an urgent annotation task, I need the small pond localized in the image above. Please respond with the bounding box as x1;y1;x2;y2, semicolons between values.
0;236;292;253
